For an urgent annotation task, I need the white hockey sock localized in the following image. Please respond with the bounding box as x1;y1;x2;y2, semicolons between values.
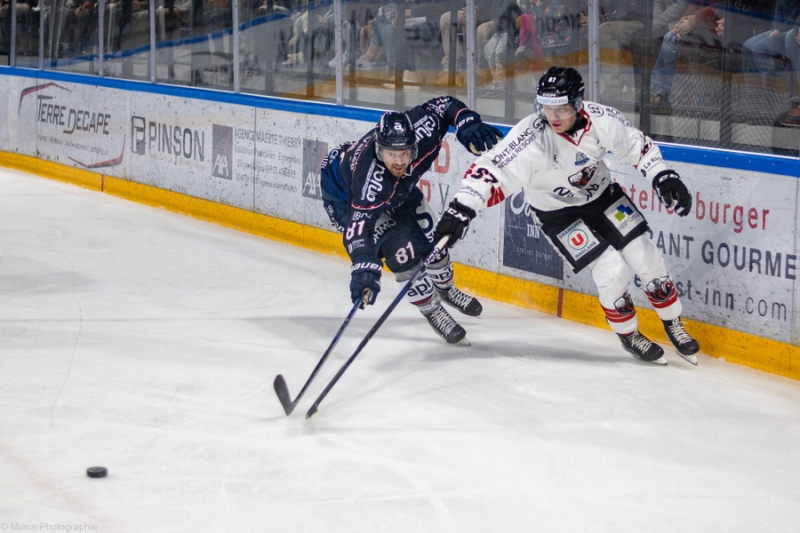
644;275;683;321
397;268;437;310
427;256;454;290
601;291;638;335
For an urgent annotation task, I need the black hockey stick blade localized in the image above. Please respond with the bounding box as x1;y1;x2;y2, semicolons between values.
273;374;295;415
305;237;449;419
273;292;366;416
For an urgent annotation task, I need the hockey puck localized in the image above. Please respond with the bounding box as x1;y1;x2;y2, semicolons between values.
86;466;108;478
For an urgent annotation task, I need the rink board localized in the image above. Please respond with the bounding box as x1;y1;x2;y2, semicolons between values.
0;72;798;379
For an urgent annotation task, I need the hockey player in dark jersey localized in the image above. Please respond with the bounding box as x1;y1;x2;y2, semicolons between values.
433;67;701;364
320;96;503;344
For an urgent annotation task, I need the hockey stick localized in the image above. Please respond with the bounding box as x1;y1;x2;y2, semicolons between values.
273;290;367;415
305;237;449;419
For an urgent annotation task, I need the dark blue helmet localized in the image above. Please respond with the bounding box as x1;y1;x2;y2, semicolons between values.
375;111;418;161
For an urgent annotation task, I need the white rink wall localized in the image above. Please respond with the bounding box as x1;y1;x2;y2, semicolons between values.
1;74;798;348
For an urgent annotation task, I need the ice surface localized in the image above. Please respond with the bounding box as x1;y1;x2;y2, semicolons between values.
1;168;799;533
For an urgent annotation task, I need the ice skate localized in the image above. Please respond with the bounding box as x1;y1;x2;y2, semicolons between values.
663;318;699;365
618;331;667;365
436;285;483;317
422;299;468;345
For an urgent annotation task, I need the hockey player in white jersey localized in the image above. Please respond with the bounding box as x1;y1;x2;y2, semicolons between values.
433;66;700;365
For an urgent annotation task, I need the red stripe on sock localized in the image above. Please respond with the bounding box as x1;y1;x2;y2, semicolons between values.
602;305;636;324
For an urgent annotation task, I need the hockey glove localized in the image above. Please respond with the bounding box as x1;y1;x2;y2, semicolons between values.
455;111;504;156
434;199;477;248
350;257;382;307
653;170;692;217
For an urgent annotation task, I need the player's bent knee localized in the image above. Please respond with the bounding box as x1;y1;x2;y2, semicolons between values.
621;234;668;281
590;248;630;296
394;261;422;282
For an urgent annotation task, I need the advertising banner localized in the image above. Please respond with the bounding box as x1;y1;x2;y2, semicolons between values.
253;110;328;227
0;77;8;147
0;79;797;345
13;78;128;172
129;95;256;211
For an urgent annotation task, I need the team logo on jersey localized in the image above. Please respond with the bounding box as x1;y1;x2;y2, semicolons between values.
603;197;644;236
639;135;654;159
586;103;604;116
606;107;632;126
556;219;600;262
373;215;397;242
430;97;449;117
413;115;437;141
567;164;597;188
362;162;385;203
575;152;589;165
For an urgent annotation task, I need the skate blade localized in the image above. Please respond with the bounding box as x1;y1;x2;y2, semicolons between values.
678;352;698;365
456;336;471;347
648;356;668;366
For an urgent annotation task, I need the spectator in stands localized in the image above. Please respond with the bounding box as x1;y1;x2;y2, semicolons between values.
742;0;800;126
256;0;291;15
70;0;97;56
600;0;694;100
434;2;495;87
721;0;773;49
323;4;358;68
653;0;691;37
483;0;525;90
355;3;398;68
534;0;573;62
515;5;545;71
283;8;312;65
650;5;723;104
357;6;379;60
1;0;38;57
353;1;445;81
283;1;340;68
107;0;147;52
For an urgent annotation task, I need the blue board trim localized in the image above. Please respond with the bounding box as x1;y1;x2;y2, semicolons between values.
3;66;799;177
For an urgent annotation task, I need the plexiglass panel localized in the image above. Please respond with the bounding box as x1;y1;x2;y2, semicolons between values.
473;0;589;123
155;0;234;88
240;0;334;99
36;0;100;73
1;0;798;156
2;0;41;67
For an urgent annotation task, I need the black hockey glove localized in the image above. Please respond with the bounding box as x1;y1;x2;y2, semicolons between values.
652;170;692;217
455;111;504;156
434;199;477;248
350;257;382;308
